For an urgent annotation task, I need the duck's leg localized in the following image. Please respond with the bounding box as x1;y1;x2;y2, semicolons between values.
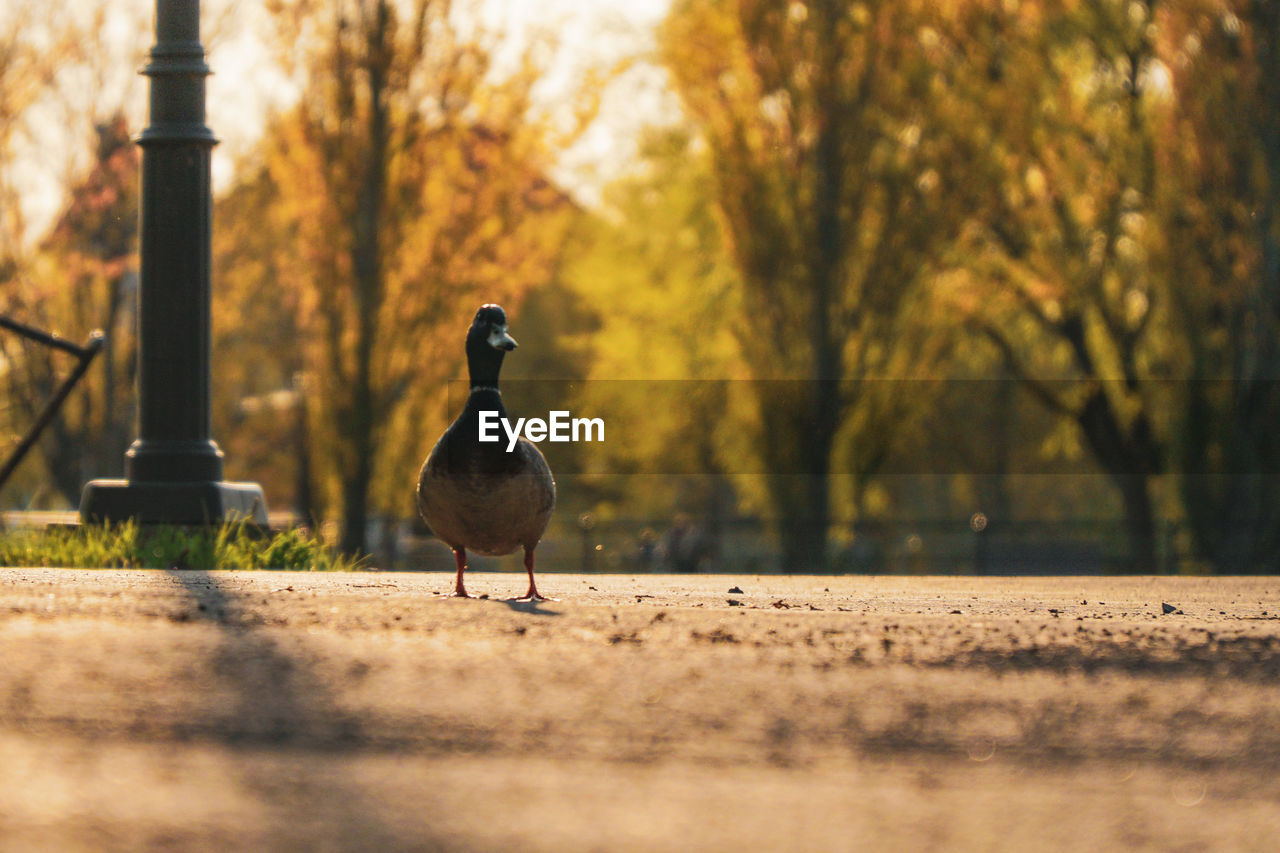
513;545;556;602
451;548;472;598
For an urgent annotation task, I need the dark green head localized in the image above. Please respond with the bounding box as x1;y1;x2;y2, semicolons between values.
466;303;518;388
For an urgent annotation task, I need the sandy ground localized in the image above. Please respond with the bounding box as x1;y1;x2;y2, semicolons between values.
1;568;1279;851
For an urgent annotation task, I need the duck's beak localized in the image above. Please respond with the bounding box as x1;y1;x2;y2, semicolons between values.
488;325;518;351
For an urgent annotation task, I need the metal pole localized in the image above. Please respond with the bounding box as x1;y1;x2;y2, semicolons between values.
80;0;267;525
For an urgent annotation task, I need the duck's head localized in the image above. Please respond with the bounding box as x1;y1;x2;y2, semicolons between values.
466;303;518;388
472;304;518;351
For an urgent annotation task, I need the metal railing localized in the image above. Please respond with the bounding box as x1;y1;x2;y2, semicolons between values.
0;316;104;491
386;514;1168;575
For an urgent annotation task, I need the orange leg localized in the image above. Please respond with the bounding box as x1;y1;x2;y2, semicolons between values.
513;545;554;602
451;548;471;598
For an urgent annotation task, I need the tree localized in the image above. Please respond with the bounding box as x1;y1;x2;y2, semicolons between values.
1162;1;1280;571
0;0;67;503
557;128;742;530
220;0;582;553
662;0;965;570
939;0;1280;573
211;155;314;521
942;0;1181;573
0;1;153;507
0;115;138;505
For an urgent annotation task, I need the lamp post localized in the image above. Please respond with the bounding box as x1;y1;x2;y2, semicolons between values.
80;0;268;525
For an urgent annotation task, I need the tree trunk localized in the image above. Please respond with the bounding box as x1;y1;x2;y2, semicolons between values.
337;0;391;558
1076;388;1163;574
1115;471;1158;574
339;451;371;556
294;379;316;527
1214;473;1266;573
773;75;845;573
768;380;839;572
776;475;830;572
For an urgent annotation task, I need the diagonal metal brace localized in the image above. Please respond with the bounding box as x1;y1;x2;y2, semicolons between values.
0;315;106;491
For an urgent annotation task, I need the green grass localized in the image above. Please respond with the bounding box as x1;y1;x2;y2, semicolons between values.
0;519;368;571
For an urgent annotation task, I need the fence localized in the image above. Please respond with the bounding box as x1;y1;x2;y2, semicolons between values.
389;514;1177;575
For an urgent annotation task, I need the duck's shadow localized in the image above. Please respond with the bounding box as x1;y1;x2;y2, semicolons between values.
434;590;564;615
499;598;562;616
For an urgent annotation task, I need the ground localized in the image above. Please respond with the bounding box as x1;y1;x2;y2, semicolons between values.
1;569;1278;851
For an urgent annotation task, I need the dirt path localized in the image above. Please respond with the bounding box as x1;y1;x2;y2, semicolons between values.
1;569;1278;850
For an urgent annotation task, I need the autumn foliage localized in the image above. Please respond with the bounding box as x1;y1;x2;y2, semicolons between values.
1;0;1278;572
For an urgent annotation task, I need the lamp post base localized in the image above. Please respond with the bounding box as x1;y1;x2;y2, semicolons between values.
79;479;269;526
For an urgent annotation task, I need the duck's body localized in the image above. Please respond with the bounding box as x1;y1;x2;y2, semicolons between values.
417;389;555;559
416;305;555;600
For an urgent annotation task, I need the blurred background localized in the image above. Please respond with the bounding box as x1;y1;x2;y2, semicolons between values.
1;0;1277;575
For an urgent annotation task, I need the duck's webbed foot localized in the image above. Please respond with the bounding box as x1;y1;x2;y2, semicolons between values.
510;589;557;603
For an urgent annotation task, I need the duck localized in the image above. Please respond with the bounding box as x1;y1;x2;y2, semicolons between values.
416;304;556;601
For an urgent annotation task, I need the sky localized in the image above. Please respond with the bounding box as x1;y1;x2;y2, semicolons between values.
11;0;679;244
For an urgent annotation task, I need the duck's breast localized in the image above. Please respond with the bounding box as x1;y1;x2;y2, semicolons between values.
417;437;555;556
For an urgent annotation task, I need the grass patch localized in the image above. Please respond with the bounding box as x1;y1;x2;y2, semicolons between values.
0;519;367;571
